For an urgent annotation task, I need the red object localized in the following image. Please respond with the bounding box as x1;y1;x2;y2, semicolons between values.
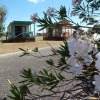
60;23;72;27
65;32;70;39
43;36;65;41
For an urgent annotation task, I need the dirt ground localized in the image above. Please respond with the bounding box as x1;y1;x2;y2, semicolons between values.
0;36;63;54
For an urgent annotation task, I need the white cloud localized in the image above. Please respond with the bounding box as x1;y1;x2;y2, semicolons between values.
28;0;45;4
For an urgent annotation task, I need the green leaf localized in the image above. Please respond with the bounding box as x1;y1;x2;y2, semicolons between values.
19;48;27;52
19;80;28;83
47;80;59;86
88;51;93;55
79;13;85;19
19;52;29;57
8;95;15;99
8;84;23;100
49;81;59;90
11;86;20;96
46;59;54;66
57;73;65;81
21;68;33;78
56;43;70;57
32;47;38;52
19;84;30;96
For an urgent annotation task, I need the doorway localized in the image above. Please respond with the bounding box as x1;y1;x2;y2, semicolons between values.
15;26;26;37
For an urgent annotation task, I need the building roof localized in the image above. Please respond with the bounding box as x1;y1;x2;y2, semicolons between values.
59;19;72;26
7;21;32;28
11;21;32;25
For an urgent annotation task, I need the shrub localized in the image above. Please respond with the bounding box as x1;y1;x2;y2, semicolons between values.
8;0;100;99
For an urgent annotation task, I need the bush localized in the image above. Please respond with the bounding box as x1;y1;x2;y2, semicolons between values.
8;0;100;99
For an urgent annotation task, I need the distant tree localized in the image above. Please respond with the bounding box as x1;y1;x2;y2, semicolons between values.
0;6;7;37
0;6;7;23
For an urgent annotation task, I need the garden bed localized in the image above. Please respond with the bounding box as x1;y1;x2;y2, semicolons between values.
2;37;35;43
43;36;65;41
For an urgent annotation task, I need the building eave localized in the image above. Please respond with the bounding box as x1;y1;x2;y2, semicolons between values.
12;21;32;25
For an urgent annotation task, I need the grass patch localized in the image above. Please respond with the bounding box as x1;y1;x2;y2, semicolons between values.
0;36;63;54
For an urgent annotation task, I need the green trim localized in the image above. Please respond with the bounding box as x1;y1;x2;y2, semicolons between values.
7;21;32;30
11;21;32;25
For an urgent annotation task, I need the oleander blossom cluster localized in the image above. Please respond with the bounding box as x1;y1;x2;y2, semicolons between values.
72;0;83;6
71;0;83;16
30;7;56;23
46;7;56;17
67;33;100;91
30;13;38;23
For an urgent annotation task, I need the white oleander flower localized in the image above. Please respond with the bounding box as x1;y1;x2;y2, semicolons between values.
68;55;83;74
95;60;100;71
96;52;100;60
68;32;100;91
76;54;93;66
94;75;100;91
46;7;56;17
69;54;93;74
67;35;78;55
92;33;100;41
68;34;93;56
68;34;94;73
30;13;38;23
94;52;100;91
95;52;100;71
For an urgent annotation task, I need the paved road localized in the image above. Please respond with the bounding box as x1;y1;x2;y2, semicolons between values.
0;47;58;99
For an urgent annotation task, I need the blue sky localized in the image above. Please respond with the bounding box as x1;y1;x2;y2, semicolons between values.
0;0;80;33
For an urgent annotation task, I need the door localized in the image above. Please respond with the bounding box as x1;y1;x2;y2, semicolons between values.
15;26;26;37
15;26;22;37
22;26;26;33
